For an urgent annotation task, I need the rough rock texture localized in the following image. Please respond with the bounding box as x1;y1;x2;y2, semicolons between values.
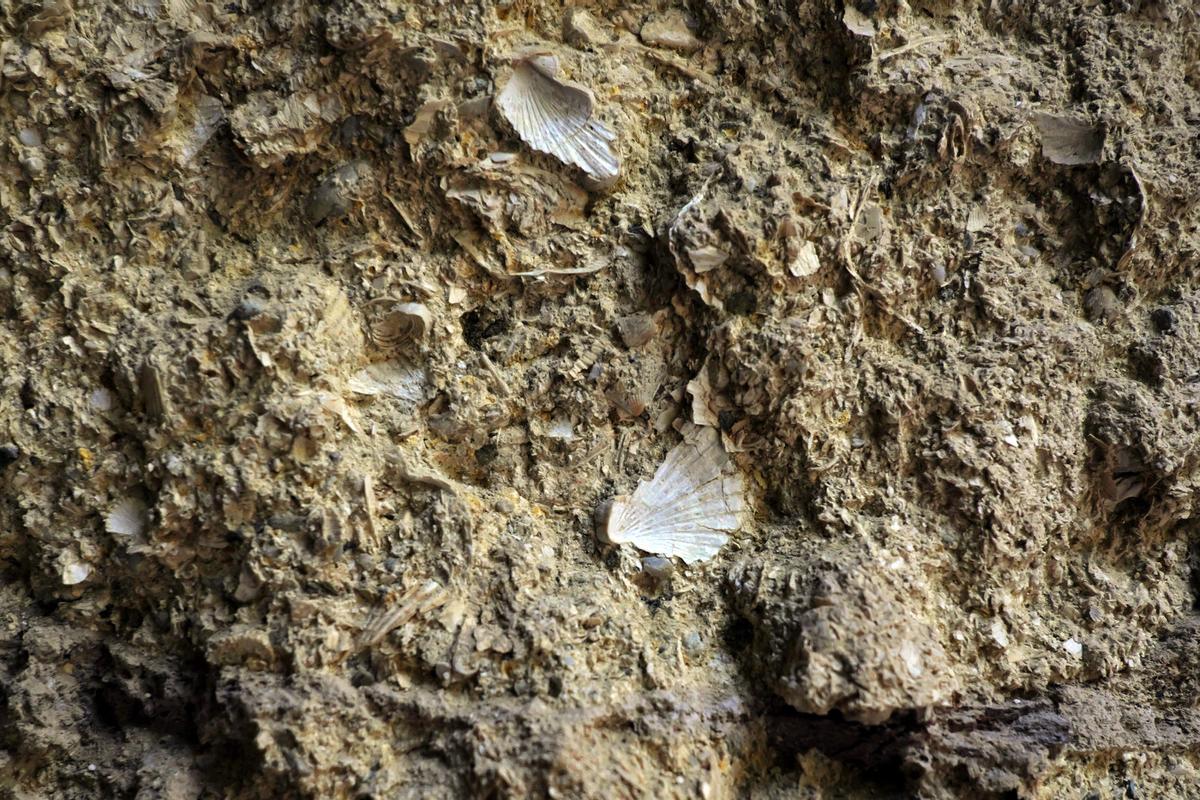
2;0;1200;797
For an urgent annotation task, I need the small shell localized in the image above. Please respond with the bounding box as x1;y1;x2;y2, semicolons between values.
370;302;432;354
496;53;620;187
60;552;91;586
106;496;148;537
596;425;745;564
347;360;427;403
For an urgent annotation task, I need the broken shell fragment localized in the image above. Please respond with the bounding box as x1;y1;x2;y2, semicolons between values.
1033;113;1104;166
347;360;427;404
496;53;620;187
596;425;745;564
139;360;169;421
789;240;821;278
687;244;728;273
639;11;702;53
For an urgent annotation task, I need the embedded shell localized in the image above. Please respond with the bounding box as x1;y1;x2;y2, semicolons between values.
596;425;745;564
495;53;620;187
369;301;432;354
106;496;149;537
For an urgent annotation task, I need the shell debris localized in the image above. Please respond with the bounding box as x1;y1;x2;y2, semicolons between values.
596;425;746;564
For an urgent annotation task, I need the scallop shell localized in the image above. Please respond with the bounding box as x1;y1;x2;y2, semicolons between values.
106;496;148;537
596;425;745;564
495;53;619;186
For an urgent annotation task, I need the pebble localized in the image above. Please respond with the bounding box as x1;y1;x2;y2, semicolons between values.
0;444;18;471
232;297;266;321
682;631;703;653
1150;306;1176;334
641;556;674;580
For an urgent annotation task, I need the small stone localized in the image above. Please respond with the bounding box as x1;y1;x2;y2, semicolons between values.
0;444;19;471
682;631;703;653
1062;637;1083;657
494;497;515;513
641;556;674;580
20;152;46;176
306;160;372;224
640;11;702;53
232;297;265;320
563;8;609;47
1150;306;1176;334
1084;285;1119;323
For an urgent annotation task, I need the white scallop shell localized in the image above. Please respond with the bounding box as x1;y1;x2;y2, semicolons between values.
106;496;148;537
496;53;619;186
598;425;745;564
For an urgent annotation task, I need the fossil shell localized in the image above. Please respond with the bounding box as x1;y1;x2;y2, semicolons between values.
60;551;91;586
370;302;432;354
495;53;619;187
106;496;149;537
596;425;745;564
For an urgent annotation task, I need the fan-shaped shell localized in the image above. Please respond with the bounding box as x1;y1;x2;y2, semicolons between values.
496;53;620;186
596;426;745;564
106;496;148;537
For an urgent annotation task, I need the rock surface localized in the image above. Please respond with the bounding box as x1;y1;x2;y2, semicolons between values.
2;1;1199;797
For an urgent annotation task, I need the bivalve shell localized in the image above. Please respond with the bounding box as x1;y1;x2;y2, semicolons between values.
496;53;620;187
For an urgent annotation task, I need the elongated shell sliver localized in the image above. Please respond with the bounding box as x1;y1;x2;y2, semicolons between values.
496;53;620;186
598;426;745;564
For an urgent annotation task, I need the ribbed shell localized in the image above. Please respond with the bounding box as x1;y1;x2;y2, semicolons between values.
603;426;745;564
496;54;619;185
370;302;432;354
106;496;148;537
